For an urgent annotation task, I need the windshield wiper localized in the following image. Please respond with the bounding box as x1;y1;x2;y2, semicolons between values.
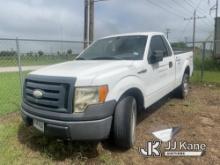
90;56;123;60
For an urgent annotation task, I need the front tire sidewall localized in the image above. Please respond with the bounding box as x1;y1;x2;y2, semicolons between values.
113;96;137;149
130;99;137;145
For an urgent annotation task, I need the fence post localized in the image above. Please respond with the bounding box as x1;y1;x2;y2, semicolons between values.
16;37;23;97
201;42;206;82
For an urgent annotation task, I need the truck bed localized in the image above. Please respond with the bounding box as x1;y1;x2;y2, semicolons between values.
173;47;193;55
174;50;190;55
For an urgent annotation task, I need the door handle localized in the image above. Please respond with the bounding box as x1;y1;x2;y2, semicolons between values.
138;69;147;74
169;61;173;68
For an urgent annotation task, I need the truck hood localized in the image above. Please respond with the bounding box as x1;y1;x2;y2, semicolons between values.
30;60;134;85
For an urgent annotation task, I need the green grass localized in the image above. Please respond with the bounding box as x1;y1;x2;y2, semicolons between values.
0;72;22;116
0;122;25;165
0;118;55;165
194;54;220;71
191;70;220;84
0;115;119;164
0;69;220;116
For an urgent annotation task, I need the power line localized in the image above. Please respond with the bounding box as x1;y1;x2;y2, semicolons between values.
210;0;219;17
164;1;191;18
184;0;213;19
184;10;206;53
185;0;213;26
185;0;205;12
195;0;203;10
171;0;194;14
145;0;185;18
178;20;191;40
183;0;214;33
145;0;213;42
195;0;215;32
184;0;195;7
187;0;211;16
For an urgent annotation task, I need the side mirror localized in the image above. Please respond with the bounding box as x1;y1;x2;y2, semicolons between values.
150;50;164;64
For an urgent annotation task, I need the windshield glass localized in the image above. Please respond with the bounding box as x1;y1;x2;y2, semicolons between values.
77;35;147;60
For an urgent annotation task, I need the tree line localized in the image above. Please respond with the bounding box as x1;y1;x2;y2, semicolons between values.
0;49;77;57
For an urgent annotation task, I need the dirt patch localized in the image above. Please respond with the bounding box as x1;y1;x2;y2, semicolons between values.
0;85;220;165
116;85;220;165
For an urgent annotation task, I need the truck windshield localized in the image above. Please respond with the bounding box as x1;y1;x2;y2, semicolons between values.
77;36;147;60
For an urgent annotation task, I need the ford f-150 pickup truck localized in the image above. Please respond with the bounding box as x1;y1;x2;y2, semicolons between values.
21;32;193;149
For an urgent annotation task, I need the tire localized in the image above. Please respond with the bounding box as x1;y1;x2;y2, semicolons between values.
113;96;137;149
176;73;190;99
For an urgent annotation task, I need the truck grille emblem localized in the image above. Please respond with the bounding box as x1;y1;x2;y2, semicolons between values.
33;89;43;99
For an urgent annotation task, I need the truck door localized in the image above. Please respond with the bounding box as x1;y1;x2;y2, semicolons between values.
145;35;175;105
161;36;176;91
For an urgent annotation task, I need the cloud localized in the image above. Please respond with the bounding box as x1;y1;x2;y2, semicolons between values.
0;0;215;43
94;0;214;42
0;0;83;39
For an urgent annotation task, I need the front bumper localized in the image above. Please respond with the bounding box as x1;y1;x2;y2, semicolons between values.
21;101;116;140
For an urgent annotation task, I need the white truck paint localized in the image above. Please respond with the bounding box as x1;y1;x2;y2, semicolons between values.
31;32;193;108
22;32;193;149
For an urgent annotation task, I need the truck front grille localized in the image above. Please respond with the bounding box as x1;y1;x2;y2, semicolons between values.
23;75;75;113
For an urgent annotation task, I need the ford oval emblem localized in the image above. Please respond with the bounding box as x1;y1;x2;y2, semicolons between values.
33;89;43;99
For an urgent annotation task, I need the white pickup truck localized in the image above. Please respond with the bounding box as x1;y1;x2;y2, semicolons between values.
21;32;193;149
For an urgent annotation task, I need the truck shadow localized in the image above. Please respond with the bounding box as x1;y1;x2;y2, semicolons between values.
17;124;99;161
17;94;173;159
137;93;173;124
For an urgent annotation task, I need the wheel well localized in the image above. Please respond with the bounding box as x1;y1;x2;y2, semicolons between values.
120;88;144;111
185;66;190;75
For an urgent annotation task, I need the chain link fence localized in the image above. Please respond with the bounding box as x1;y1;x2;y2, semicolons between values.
0;38;85;116
1;38;220;116
172;40;220;83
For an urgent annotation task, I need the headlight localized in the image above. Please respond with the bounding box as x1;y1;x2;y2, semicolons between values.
74;85;108;113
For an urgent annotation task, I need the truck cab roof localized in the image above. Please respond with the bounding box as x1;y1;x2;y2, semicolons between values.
101;32;165;40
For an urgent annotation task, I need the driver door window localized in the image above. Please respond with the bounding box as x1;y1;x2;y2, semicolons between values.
148;36;168;60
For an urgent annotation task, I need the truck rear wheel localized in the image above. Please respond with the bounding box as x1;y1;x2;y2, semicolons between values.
176;73;189;99
113;96;137;149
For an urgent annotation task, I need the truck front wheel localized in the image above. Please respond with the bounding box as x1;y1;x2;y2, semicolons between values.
113;96;137;149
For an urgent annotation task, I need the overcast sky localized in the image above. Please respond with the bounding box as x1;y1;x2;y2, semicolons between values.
0;0;217;43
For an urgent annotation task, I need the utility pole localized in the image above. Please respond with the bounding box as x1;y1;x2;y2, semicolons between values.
84;0;94;48
184;10;206;54
84;0;89;48
193;10;196;54
89;0;94;44
165;28;171;39
215;0;218;57
84;0;108;49
210;0;219;56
